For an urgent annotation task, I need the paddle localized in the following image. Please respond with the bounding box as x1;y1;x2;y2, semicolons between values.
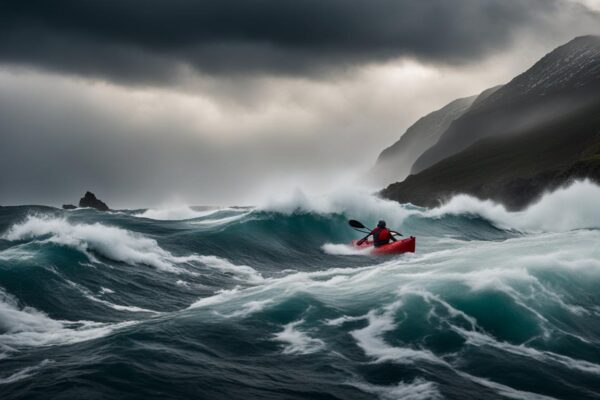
348;220;370;235
348;219;403;236
348;219;367;229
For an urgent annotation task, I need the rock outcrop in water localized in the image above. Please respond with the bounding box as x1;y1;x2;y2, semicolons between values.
62;204;77;210
379;35;600;210
78;191;110;211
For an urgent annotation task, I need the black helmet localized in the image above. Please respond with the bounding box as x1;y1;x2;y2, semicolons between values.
377;220;386;228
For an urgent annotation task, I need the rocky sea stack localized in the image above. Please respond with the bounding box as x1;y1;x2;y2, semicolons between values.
78;191;110;211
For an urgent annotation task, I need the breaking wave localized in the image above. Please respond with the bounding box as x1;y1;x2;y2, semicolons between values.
135;206;227;221
0;289;134;354
425;179;600;232
0;180;599;399
2;215;190;272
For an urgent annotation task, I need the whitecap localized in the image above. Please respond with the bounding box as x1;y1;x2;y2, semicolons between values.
135;206;227;221
0;288;135;350
191;212;251;226
186;255;264;283
257;187;418;229
321;243;372;256
350;303;448;366
424;179;600;232
2;215;187;273
350;378;443;400
273;319;325;355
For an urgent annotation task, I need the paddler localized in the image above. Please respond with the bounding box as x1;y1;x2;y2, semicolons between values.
356;220;398;247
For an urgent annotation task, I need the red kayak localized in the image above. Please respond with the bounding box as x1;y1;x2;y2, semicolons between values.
352;236;416;255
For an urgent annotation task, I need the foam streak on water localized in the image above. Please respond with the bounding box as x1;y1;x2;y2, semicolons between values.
0;180;599;399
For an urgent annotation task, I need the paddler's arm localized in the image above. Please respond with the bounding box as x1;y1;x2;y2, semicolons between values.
357;229;374;245
390;230;402;241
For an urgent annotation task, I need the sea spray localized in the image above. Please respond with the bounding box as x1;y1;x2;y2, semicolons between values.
0;182;599;399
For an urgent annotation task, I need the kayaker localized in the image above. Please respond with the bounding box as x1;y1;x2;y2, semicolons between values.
357;220;397;247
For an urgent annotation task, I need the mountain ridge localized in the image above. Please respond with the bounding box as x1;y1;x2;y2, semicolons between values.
366;85;502;187
379;35;600;210
410;35;600;175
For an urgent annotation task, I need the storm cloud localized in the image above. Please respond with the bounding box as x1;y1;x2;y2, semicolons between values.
1;1;600;207
0;0;591;84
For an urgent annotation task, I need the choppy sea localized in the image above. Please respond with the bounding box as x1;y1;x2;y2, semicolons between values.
1;181;600;399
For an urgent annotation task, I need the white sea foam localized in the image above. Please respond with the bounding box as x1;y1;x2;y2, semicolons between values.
223;299;273;318
183;228;600;384
188;230;600;311
1;215;189;272
87;295;160;314
426;179;600;232
321;243;372;256
63;278;160;314
0;246;35;261
189;287;242;308
191;212;251;226
0;288;134;350
0;359;54;385
452;326;600;375
273;319;325;355
350;302;447;366
135;206;226;221
259;187;418;228
325;315;368;326
400;288;480;330
258;180;600;235
351;379;443;400
190;255;264;283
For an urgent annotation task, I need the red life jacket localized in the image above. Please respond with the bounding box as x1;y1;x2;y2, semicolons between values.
372;227;392;247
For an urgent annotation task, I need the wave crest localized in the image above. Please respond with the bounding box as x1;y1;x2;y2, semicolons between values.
2;215;185;272
425;180;600;232
0;289;133;353
135;206;226;221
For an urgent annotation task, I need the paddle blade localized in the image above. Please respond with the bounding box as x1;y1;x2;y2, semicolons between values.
348;219;366;229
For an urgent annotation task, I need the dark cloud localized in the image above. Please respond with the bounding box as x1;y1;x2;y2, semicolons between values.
0;70;402;207
0;0;577;84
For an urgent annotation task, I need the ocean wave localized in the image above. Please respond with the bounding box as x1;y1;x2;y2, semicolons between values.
273;319;326;355
321;243;372;256
63;279;160;314
452;325;600;375
135;206;227;221
190;255;264;283
349;300;448;366
0;246;35;261
184;229;600;374
0;288;134;352
425;179;600;232
258;187;418;228
253;180;600;236
350;379;442;400
457;371;559;400
190;212;251;226
1;215;188;272
0;359;54;385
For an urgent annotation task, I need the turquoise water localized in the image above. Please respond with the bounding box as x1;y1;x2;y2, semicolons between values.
1;181;600;399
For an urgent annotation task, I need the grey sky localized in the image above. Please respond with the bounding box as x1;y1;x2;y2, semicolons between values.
1;0;599;207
